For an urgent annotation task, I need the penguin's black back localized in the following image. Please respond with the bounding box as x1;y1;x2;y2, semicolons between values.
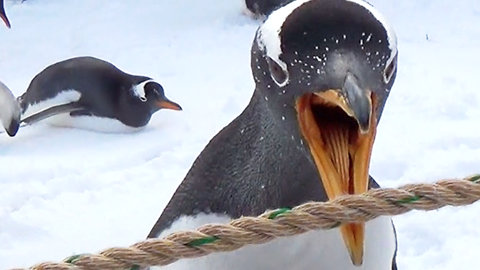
20;57;149;107
19;57;153;127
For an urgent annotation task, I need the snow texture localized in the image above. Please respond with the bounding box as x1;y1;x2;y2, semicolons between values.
0;0;479;269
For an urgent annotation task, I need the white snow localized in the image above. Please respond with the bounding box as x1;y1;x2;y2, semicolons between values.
41;114;145;133
0;0;479;269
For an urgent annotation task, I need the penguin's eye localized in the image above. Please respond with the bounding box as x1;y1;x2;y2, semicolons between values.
383;54;397;84
267;57;289;86
140;96;147;102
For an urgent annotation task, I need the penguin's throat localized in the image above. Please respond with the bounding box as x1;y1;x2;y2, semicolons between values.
295;91;377;199
313;104;355;194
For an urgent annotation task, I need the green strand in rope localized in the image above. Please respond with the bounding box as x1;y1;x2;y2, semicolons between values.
396;195;422;204
187;236;219;247
185;207;292;248
268;208;291;219
394;175;480;204
469;174;480;183
64;254;86;264
179;207;293;249
62;176;480;267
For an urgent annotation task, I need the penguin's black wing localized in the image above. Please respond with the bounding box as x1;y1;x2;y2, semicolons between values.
20;103;85;125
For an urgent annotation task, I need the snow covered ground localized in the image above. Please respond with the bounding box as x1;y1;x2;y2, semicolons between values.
0;0;479;269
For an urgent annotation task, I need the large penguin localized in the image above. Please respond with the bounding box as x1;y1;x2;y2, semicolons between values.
149;0;398;269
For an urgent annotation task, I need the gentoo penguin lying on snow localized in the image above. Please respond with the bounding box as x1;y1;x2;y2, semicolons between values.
0;56;182;136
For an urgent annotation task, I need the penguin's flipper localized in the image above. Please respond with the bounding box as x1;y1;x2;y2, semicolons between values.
69;109;94;117
21;103;85;125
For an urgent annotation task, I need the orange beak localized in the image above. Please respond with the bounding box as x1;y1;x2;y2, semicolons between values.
157;99;182;111
296;77;377;266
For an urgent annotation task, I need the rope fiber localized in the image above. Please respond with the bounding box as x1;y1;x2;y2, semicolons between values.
12;175;480;270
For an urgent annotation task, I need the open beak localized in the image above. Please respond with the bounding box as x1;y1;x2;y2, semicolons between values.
296;73;377;266
0;3;10;28
157;98;182;111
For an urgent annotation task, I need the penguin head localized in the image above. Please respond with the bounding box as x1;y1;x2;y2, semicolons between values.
250;0;397;266
134;80;182;113
0;81;20;136
252;0;397;124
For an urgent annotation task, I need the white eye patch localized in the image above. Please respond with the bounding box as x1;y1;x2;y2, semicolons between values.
132;79;155;101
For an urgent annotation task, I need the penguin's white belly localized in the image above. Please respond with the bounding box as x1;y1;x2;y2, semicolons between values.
21;89;143;133
44;113;143;133
153;214;396;270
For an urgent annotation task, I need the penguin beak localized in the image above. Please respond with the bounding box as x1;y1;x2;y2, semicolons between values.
0;4;10;28
295;73;376;266
156;98;182;111
6;119;19;137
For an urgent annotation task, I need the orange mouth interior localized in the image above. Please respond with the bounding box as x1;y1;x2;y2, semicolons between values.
296;90;377;266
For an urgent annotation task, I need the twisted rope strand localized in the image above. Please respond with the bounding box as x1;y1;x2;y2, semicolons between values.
13;176;480;270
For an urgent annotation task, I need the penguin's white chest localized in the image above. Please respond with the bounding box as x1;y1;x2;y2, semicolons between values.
152;214;396;270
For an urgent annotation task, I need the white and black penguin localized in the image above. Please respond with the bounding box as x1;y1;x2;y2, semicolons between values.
0;0;10;28
148;0;398;269
15;56;181;135
245;0;294;17
0;81;21;136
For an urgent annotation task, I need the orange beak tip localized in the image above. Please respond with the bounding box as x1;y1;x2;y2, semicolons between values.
341;223;365;266
158;100;182;111
351;250;364;266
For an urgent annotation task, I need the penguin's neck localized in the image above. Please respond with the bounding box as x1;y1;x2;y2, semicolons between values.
149;90;326;236
117;87;153;127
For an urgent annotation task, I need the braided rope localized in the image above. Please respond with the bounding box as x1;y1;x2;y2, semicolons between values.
12;175;480;270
